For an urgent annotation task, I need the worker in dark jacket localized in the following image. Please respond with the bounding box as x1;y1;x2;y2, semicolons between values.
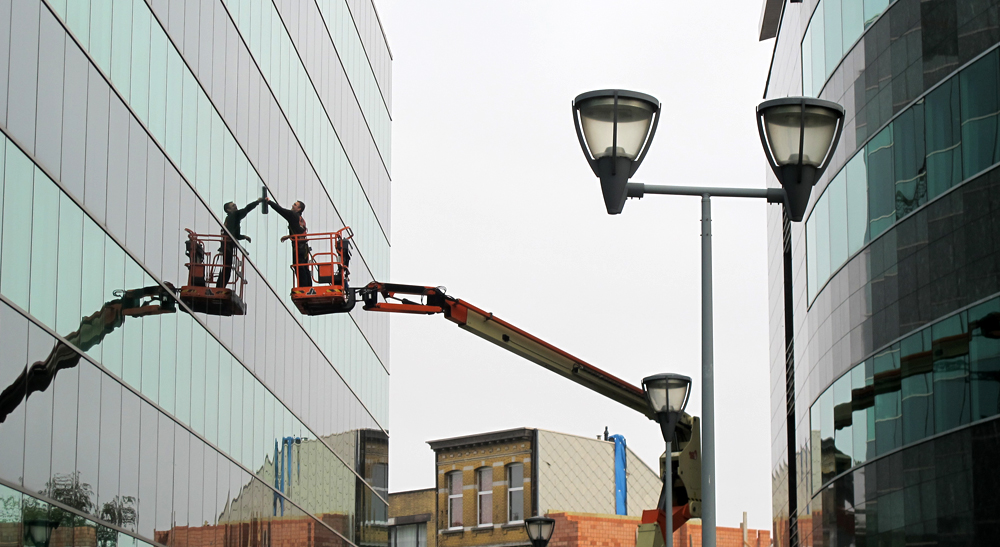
217;198;263;288
267;198;312;287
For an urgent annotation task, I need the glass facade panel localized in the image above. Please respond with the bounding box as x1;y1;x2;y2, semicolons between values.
0;1;391;547
924;78;963;198
960;50;1000;177
774;0;1000;543
802;0;896;97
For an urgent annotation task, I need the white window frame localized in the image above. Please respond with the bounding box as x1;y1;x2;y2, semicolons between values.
447;471;463;530
477;467;493;526
506;463;524;523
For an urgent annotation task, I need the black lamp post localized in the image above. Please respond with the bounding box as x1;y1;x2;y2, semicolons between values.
757;97;844;547
642;373;691;547
524;516;556;547
572;90;660;214
572;90;844;547
23;518;59;547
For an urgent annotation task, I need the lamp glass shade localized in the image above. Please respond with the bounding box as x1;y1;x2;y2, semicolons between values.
577;96;656;160
524;517;555;543
24;520;56;547
761;104;840;167
642;374;692;415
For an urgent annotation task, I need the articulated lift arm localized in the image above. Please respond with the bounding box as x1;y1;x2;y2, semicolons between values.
358;282;696;538
359;282;653;419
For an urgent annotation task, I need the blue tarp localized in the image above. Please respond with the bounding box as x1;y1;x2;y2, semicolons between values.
609;434;627;515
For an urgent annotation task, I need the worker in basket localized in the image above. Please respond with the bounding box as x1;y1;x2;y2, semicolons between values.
217;197;263;288
266;198;311;287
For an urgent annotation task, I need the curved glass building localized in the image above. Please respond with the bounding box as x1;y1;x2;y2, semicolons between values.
763;0;1000;544
0;2;390;547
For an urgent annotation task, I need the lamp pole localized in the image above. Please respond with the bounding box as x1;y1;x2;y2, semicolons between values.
572;91;845;547
642;373;692;547
630;185;784;547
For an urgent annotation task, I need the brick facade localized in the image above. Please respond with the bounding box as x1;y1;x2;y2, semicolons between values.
389;489;435;547
547;513;771;547
432;433;533;547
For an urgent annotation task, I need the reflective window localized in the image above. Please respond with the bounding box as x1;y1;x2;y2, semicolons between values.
959;50;1000;177
506;463;524;523
924;78;963;199
447;471;462;529
799;45;1000;305
802;0;896;96
7;0;39;152
810;295;1000;494
35;9;66;179
477;467;492;526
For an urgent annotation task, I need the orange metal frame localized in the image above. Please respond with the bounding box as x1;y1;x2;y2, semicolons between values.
287;226;353;289
182;231;248;296
180;231;248;315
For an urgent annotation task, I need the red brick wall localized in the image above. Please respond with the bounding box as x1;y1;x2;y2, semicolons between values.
546;513;771;547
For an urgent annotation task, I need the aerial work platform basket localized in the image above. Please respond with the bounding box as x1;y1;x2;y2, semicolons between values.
180;230;248;316
288;227;355;316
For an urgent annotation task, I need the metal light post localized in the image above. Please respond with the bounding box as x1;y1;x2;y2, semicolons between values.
573;90;844;547
642;373;692;547
524;516;556;547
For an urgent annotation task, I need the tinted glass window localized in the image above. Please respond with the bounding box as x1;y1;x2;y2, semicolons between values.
866;124;895;240
924;77;963;198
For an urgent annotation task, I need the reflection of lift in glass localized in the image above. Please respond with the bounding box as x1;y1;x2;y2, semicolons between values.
287;227;355;316
0;285;177;423
180;230;248;316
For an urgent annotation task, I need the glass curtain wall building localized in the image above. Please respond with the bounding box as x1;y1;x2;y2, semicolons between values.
761;0;1000;544
0;2;391;547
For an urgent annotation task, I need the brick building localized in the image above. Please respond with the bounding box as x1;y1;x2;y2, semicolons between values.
389;428;661;547
388;428;771;547
546;513;771;547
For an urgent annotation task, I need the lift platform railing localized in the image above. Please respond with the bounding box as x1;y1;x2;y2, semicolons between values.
183;231;248;299
287;227;353;288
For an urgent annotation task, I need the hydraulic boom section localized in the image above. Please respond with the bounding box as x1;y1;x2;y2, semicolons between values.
359;282;653;419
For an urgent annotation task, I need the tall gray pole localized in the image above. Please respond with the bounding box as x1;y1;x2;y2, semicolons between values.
701;195;716;547
633;182;781;547
665;439;673;547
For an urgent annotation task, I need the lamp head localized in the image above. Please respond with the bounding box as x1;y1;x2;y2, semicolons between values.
524;516;556;547
757;97;845;221
643;373;692;442
24;519;58;547
573;89;660;215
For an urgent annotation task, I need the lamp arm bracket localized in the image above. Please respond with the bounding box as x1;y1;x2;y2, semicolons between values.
627;183;787;203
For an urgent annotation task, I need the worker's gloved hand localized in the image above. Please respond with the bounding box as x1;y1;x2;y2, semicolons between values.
243;236;252;243
280;235;290;243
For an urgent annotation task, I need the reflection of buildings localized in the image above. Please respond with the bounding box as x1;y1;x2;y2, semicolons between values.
762;0;1000;543
0;2;391;547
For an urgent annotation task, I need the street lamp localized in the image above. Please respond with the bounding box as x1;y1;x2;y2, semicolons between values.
642;373;691;547
571;91;844;547
24;518;59;547
572;90;660;214
524;516;556;547
757;97;845;221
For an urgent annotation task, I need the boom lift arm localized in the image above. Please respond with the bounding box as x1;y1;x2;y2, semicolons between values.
358;282;697;537
359;282;653;419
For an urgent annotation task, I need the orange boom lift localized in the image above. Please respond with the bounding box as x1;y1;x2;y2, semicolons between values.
179;230;248;316
281;227;700;539
286;226;356;316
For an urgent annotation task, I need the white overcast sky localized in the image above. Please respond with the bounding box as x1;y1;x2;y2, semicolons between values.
377;0;777;530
